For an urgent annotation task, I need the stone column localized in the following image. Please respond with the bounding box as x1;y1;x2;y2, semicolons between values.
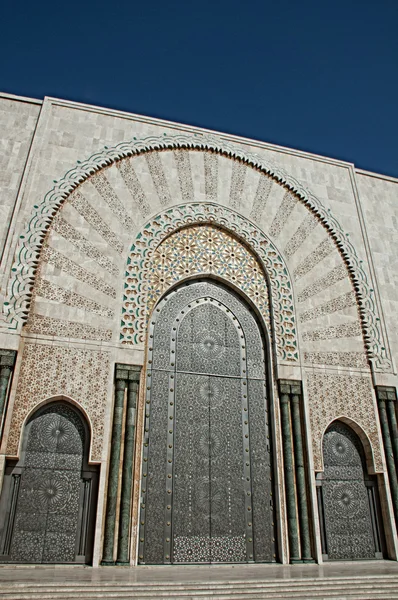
116;365;141;565
376;386;398;525
101;370;127;565
290;385;314;562
385;390;398;470
0;350;17;441
279;380;301;563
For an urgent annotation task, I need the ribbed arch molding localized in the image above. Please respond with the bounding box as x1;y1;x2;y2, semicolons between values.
1;133;390;371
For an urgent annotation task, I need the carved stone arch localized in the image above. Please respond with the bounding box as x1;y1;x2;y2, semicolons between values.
1;133;389;370
122;206;298;362
16;394;95;463
320;416;377;475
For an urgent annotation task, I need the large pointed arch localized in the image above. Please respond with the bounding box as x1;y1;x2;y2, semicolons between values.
1;133;389;371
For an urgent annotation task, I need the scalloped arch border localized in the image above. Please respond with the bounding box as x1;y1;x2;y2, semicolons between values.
2;132;390;371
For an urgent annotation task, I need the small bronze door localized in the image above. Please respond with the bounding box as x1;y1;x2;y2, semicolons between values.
317;422;384;560
0;403;98;564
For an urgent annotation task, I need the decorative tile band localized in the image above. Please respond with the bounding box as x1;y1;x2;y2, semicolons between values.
269;192;297;239
35;279;114;319
229;160;246;211
299;291;357;323
294;238;335;281
69;191;124;254
203;151;218;202
25;314;112;341
145;152;172;207
303;351;368;368
51;214;119;276
2;132;390;371
90;171;136;232
41;243;116;298
116;159;151;217
284;213;319;259
174;150;194;203
297;264;347;303
249;175;273;222
302;322;362;342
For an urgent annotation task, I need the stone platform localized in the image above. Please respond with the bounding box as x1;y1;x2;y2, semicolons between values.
1;561;398;599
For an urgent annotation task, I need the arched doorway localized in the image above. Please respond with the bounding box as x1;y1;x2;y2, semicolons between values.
0;402;98;564
316;421;385;560
139;280;276;564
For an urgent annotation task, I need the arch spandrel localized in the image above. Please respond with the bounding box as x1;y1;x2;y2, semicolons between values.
5;343;110;462
1;135;389;372
307;372;384;473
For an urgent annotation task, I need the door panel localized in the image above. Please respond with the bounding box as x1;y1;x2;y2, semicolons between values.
173;373;211;562
0;404;98;564
321;422;378;560
139;280;275;564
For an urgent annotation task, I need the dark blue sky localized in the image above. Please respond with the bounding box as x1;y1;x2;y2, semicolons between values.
1;1;397;177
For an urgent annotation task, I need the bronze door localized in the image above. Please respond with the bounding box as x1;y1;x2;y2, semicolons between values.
317;422;384;560
139;280;275;564
0;403;98;564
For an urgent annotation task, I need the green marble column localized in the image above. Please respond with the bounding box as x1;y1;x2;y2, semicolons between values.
279;380;301;563
385;391;398;471
0;350;17;441
116;365;141;565
101;372;126;565
376;388;398;525
291;389;314;562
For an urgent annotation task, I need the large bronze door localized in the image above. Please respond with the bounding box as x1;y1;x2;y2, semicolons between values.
139;281;275;564
0;403;98;564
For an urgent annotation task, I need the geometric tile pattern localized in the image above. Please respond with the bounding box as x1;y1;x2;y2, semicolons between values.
6;342;110;461
303;351;368;368
299;291;357;323
122;204;298;362
25;314;112;342
307;371;383;473
148;223;270;327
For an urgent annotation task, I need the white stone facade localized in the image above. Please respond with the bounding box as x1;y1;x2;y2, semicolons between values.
0;92;398;566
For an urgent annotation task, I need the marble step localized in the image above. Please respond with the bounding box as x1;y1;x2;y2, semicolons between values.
2;575;397;590
2;579;398;599
2;592;398;600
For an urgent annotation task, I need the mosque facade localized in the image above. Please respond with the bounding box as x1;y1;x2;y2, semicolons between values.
0;92;397;566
